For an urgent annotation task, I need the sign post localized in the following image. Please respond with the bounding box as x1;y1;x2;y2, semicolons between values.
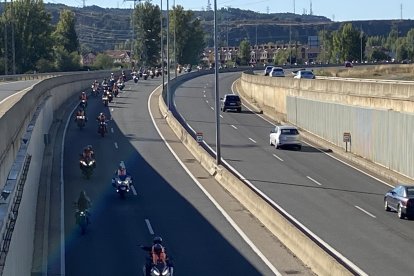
196;132;203;144
343;132;351;152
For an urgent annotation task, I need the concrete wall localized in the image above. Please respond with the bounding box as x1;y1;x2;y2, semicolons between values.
0;71;115;276
240;72;414;180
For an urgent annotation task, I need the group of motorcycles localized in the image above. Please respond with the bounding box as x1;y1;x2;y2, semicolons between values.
133;67;164;81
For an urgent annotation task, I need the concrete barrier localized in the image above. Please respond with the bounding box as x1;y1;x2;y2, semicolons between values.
158;75;359;276
0;70;120;276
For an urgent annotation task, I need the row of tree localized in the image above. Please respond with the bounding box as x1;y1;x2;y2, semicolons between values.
0;0;80;74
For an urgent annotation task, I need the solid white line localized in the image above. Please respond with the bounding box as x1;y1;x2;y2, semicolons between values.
60;101;80;275
210;106;214;110
307;176;322;186
0;87;31;105
114;142;118;149
355;206;376;218
131;185;137;196
148;87;281;275
206;100;209;103
249;138;257;143
220;115;223;118
231;125;238;129
272;154;284;162
145;219;155;235
111;128;114;133
203;94;206;97
111;108;114;112
230;79;394;189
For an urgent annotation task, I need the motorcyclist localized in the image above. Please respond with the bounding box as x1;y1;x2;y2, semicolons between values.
96;112;108;133
102;78;108;89
141;236;173;275
75;108;87;122
81;145;95;161
77;190;92;212
111;161;132;186
79;91;88;101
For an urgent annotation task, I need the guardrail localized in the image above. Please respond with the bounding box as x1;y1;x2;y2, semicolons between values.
161;69;365;275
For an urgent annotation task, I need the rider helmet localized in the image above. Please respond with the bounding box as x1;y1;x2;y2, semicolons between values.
153;236;163;245
100;112;104;116
153;244;163;254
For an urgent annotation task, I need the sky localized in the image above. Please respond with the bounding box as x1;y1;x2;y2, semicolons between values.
47;0;414;22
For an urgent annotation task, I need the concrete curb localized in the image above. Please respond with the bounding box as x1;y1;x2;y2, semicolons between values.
157;87;355;276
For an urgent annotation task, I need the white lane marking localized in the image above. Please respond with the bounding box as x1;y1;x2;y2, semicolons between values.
145;219;155;235
114;142;118;149
148;86;282;275
307;176;322;186
111;128;114;133
355;206;376;218
206;100;209;103
203;94;206;97
210;106;214;110
272;154;284;162
249;138;257;143
0;86;32;105
131;185;137;196
231;125;238;129
220;115;223;118
111;108;114;112
230;79;394;189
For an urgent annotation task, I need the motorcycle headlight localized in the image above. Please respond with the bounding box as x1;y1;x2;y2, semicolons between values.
151;268;160;276
162;267;169;275
117;180;122;184
80;211;85;215
88;161;93;166
80;160;86;165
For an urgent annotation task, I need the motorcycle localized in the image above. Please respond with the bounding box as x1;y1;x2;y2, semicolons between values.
98;121;107;137
143;260;173;276
149;70;155;79
79;99;87;110
102;93;109;107
133;75;139;83
91;85;98;97
112;175;132;199
76;115;86;129
117;81;125;91
143;72;148;80
79;157;95;179
155;69;162;77
113;88;119;98
75;209;89;235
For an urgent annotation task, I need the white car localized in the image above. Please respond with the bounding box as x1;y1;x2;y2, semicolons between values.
269;125;301;150
264;66;274;76
293;70;315;79
269;67;285;77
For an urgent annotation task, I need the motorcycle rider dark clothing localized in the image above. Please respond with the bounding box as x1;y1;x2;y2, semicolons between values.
97;113;107;133
81;145;95;160
77;190;91;212
75;109;86;121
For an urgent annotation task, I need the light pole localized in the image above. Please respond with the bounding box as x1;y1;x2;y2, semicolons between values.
167;0;170;110
160;0;164;92
214;0;221;165
173;0;177;79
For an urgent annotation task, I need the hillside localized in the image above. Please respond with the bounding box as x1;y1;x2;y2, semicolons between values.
41;4;414;53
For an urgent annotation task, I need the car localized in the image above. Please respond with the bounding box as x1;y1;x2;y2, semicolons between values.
220;94;241;112
384;185;414;219
269;67;285;77
293;70;315;79
344;61;353;68
264;66;274;76
269;125;301;150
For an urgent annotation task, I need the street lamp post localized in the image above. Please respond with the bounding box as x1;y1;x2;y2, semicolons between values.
214;0;221;165
173;0;177;79
160;0;164;93
167;0;170;110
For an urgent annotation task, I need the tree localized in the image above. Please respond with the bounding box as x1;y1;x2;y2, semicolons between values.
318;29;334;63
4;0;53;73
238;39;251;65
134;1;161;66
52;9;79;53
93;53;113;69
273;49;289;65
332;23;365;63
170;5;205;65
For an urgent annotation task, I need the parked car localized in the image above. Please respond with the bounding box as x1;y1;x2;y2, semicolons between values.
293;70;315;79
220;94;241;112
264;66;274;76
269;67;285;77
384;185;414;219
344;61;353;68
269;125;301;150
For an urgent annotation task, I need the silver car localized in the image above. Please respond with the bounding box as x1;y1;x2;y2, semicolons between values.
269;67;285;77
293;70;315;79
269;125;301;150
264;66;274;76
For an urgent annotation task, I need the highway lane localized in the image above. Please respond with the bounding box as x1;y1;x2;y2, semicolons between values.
0;79;40;102
63;77;274;275
174;72;414;276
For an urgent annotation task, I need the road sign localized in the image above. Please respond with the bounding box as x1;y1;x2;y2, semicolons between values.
343;132;351;143
196;132;203;143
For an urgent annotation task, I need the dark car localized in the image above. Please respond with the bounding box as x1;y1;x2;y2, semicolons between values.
220;94;241;112
384;185;414;219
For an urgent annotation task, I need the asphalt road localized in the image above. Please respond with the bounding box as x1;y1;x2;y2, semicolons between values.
0;80;39;102
174;72;414;276
63;77;274;275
